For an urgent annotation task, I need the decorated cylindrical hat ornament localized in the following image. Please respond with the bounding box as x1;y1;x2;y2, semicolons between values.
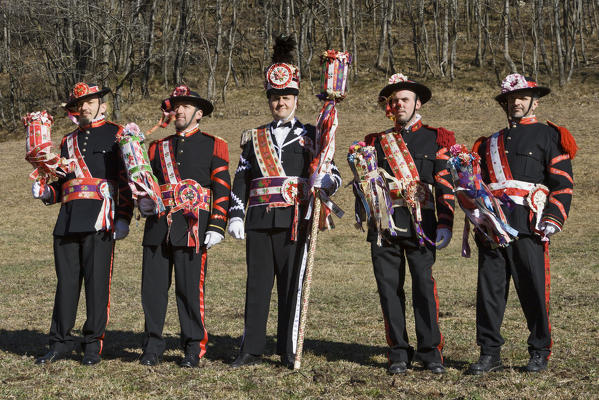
116;122;165;214
318;50;352;101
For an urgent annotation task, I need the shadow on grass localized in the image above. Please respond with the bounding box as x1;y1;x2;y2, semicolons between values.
303;338;388;368
0;329;469;370
0;329;238;364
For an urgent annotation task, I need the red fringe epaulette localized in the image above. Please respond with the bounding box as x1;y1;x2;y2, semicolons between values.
425;126;456;148
204;133;229;163
547;121;578;160
472;136;487;154
364;132;383;146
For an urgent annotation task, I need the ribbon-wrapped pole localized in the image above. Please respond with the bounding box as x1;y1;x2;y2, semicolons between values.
116;122;165;215
23;111;74;196
294;50;351;370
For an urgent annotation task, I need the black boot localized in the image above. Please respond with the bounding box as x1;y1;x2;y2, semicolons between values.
525;352;548;372
467;354;502;375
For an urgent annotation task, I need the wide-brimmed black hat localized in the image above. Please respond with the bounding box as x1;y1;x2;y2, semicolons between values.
163;85;214;116
64;82;111;111
495;74;550;104
378;73;432;105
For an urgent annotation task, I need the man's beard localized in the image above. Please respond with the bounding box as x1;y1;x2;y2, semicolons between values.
78;114;92;126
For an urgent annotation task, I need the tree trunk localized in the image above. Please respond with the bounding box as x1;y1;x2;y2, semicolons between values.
553;0;566;85
503;0;518;73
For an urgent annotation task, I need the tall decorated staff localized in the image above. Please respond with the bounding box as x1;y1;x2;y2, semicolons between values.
24;111;74;197
293;50;351;370
446;143;518;257
115;122;165;215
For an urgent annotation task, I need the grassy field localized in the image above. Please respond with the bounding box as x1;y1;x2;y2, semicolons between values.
0;74;598;399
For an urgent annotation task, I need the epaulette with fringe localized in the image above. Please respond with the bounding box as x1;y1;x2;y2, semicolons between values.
240;129;253;147
472;136;487;154
203;132;229;163
547;120;578;159
364;131;384;146
424;125;456;148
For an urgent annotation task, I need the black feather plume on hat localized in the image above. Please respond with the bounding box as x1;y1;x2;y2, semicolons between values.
272;34;296;64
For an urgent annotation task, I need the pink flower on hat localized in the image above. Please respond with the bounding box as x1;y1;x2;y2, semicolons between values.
172;85;190;97
388;73;409;84
501;74;528;93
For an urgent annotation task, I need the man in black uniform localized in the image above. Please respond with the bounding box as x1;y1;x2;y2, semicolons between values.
137;85;230;367
227;36;341;368
357;74;456;375
468;74;576;374
33;82;133;366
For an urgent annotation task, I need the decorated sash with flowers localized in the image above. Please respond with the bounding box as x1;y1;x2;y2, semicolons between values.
116;123;165;215
348;141;400;246
448;144;518;256
61;130;115;232
24;111;75;197
379;130;436;246
483;131;549;234
248;127;308;241
159;139;211;253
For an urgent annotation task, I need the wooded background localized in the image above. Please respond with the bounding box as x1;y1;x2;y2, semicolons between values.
1;0;598;132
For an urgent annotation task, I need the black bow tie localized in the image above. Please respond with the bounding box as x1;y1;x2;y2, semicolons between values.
275;121;293;129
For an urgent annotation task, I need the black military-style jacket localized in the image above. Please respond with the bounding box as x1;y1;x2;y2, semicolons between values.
142;127;231;247
229;119;341;230
473;119;574;235
363;121;456;243
46;119;133;236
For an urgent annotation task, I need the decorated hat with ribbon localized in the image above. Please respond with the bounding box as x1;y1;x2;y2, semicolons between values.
264;35;300;97
378;73;432;105
495;74;551;104
161;85;214;117
64;82;111;111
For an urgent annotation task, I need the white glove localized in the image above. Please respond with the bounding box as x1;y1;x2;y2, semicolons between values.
204;231;224;249
113;218;130;240
310;172;336;192
32;181;51;201
435;228;452;250
228;217;245;240
539;221;560;238
138;196;157;217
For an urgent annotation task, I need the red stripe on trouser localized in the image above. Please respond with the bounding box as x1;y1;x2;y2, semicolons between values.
544;241;553;360
198;249;208;358
431;275;444;362
382;314;394;364
99;241;115;355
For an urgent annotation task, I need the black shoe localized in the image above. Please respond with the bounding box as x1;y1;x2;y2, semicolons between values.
425;362;446;374
280;353;295;369
388;361;409;374
525;353;548;372
81;353;101;366
179;352;200;368
140;352;160;366
467;354;502;375
230;352;261;368
35;350;65;365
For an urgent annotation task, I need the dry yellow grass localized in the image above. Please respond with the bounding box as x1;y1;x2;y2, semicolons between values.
0;72;598;399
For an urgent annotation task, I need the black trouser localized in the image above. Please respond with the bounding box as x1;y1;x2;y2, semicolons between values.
240;228;305;356
476;235;551;358
371;238;443;364
50;232;115;355
141;244;208;357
